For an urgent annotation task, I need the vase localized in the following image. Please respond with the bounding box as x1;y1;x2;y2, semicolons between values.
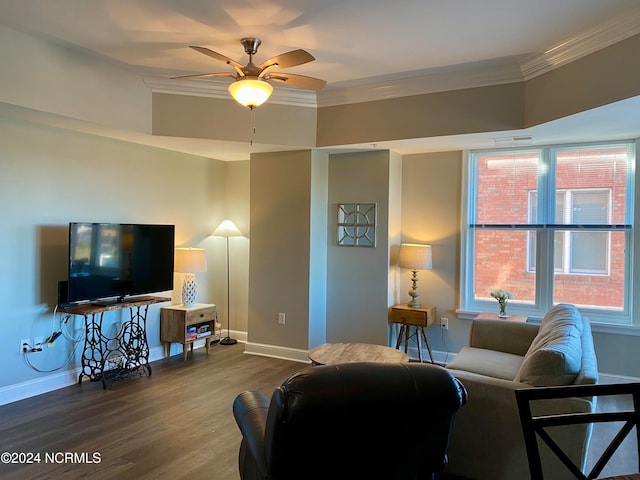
498;303;508;318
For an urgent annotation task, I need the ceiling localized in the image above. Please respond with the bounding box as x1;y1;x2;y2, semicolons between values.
1;0;639;159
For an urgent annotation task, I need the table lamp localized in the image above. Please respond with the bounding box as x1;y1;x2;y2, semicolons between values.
175;247;207;307
398;243;432;308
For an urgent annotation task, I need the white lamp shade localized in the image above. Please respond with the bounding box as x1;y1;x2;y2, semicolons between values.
228;77;273;108
398;243;433;270
212;219;243;238
174;248;207;273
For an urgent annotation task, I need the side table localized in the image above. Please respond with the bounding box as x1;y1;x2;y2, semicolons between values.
389;304;436;363
160;303;218;362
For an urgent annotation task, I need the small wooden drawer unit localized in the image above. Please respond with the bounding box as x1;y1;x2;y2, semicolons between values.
390;304;436;327
389;304;436;363
160;303;217;362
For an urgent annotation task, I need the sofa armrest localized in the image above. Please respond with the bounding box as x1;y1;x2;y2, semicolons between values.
446;370;593;480
233;390;271;478
469;319;540;355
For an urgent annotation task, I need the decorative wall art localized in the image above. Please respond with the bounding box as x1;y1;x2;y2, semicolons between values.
337;203;376;247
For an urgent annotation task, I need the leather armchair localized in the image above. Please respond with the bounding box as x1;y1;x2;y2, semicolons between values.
232;362;467;480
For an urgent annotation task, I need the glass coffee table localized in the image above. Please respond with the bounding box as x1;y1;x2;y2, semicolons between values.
308;342;409;366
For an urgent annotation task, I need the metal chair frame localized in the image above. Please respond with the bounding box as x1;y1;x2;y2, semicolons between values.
516;382;640;480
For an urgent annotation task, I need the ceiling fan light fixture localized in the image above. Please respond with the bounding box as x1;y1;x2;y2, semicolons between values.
228;77;273;108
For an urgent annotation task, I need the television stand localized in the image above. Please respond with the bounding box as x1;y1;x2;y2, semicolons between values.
59;296;170;389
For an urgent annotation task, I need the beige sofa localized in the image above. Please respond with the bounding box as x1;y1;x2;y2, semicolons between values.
444;304;599;480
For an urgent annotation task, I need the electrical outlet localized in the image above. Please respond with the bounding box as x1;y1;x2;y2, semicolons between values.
440;317;449;330
20;338;30;354
278;312;286;325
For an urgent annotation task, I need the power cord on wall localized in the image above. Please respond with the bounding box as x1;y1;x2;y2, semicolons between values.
23;340;80;373
22;307;83;373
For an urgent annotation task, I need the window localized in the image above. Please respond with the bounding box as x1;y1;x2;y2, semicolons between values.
528;189;611;275
462;142;635;324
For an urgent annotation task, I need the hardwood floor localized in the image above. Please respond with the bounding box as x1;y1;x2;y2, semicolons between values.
0;344;636;479
0;343;302;480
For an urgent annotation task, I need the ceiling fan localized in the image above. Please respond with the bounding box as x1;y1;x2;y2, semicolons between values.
173;37;326;108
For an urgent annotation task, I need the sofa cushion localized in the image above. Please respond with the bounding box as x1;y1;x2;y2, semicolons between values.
446;346;524;381
515;304;583;386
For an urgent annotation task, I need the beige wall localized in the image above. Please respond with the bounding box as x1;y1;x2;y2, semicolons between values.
400;151;467;353
248;150;315;351
316;83;525;147
152;93;317;147
326;150;397;345
247;149;331;354
525;33;640;127
0;112;225;399
247;149;402;352
205;161;251;335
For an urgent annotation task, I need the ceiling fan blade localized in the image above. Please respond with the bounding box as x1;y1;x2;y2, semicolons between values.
171;72;235;80
267;73;327;91
259;49;315;70
189;46;245;72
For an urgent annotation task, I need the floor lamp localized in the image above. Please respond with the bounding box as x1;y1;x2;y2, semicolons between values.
213;219;243;345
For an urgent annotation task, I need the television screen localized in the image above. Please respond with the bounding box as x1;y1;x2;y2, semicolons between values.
67;223;175;304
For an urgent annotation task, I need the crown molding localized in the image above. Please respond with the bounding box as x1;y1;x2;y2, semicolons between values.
520;8;640;80
316;60;524;107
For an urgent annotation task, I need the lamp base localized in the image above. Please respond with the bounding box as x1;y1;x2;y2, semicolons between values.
407;269;422;308
182;273;197;307
220;337;237;346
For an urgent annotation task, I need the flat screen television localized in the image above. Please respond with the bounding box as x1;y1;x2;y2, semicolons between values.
66;223;175;304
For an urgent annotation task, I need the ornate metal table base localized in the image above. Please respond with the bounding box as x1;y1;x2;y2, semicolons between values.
60;297;169;389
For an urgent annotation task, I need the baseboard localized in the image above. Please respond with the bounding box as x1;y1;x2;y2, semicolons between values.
0;368;81;407
1;344;169;407
244;341;311;363
406;347;457;365
222;329;247;344
598;372;640;382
